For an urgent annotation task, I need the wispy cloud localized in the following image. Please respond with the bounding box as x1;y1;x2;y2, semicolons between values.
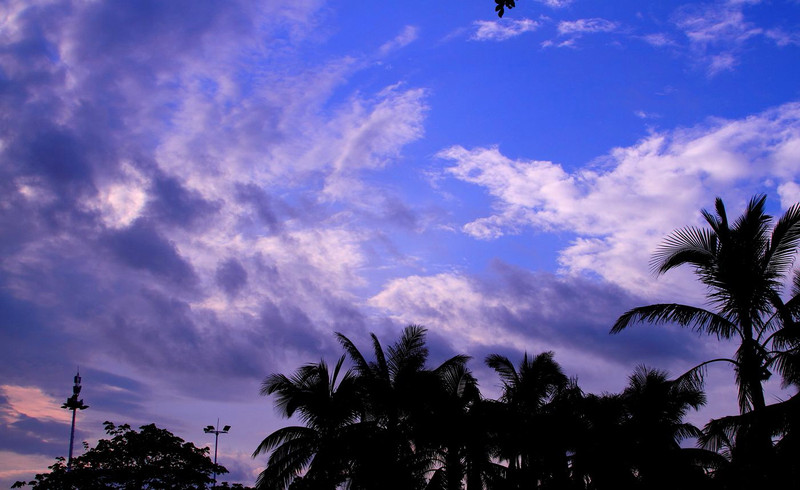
558;18;619;35
472;18;540;41
536;0;574;7
641;32;677;47
542;17;619;47
0;386;71;425
369;264;704;395
0;0;427;403
439;102;800;299
764;28;800;47
676;4;761;44
669;1;792;76
634;110;661;120
379;25;419;55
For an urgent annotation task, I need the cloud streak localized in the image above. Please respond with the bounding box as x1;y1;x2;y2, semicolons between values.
472;19;540;41
438;102;800;299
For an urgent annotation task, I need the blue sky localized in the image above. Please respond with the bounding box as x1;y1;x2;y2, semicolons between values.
1;0;800;485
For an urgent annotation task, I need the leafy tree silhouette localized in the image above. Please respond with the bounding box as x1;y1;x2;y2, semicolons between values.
13;421;232;489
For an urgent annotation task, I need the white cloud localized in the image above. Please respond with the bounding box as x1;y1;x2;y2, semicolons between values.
707;52;738;75
439;102;800;299
634;110;661;120
379;25;419;55
642;33;676;47
778;182;800;209
676;7;761;45
764;28;800;47
322;85;428;199
537;0;573;7
558;18;619;36
87;162;149;229
370;273;525;349
669;1;794;75
472;18;540;41
542;18;619;48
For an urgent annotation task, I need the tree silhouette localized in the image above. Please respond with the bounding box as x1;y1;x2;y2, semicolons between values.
255;325;765;489
493;0;516;18
254;356;360;490
335;325;470;490
621;366;718;490
485;351;571;489
611;194;800;484
14;421;228;489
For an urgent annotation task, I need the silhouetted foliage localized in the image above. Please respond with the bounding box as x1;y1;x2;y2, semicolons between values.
256;330;719;490
493;0;516;18
13;421;232;490
254;194;800;490
611;194;800;486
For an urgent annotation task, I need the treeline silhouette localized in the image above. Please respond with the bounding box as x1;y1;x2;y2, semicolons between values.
256;195;800;490
13;422;253;489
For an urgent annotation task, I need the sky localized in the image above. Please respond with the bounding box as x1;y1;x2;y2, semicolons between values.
1;0;800;486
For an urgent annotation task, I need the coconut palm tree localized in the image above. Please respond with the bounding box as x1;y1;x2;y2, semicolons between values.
621;366;720;489
336;325;471;490
485;351;571;489
253;356;360;490
611;194;800;481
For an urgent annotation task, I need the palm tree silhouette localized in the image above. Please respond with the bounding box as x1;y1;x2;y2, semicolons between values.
611;194;800;482
485;351;571;489
621;366;718;489
336;325;470;490
253;356;360;490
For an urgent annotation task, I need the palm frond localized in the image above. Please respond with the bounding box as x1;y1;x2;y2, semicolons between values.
765;201;800;275
769;348;800;388
485;354;519;389
700;415;738;454
255;436;316;490
335;332;371;376
674;422;703;441
388;325;428;378
652;227;717;276
611;303;738;339
679;447;729;470
253;426;317;457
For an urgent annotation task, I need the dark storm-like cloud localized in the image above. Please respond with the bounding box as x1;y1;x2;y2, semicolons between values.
480;260;703;365
234;183;285;234
102;220;199;289
216;258;248;297
258;302;328;356
21;128;93;190
1;0;417;484
81;368;150;416
0;287;86;391
148;175;221;229
0;411;72;457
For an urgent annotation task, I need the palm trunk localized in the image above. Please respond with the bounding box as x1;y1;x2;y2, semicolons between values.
737;325;774;486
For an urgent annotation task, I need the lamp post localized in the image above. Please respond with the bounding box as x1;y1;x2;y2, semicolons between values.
61;370;88;470
204;419;230;489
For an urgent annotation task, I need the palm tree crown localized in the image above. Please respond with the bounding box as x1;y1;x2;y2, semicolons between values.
612;194;800;413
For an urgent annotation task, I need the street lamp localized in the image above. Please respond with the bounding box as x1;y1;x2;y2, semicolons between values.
61;370;88;470
204;419;230;488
